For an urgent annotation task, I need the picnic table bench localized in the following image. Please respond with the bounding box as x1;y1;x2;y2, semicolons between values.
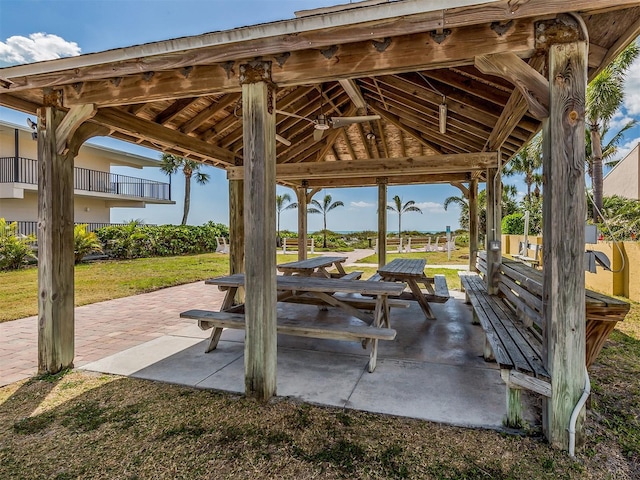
373;258;449;319
459;252;630;427
181;273;409;372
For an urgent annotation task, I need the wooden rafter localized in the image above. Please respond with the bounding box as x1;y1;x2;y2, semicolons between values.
93;108;236;165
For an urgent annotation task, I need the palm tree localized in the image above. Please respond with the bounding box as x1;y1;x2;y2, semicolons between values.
276;193;297;239
308;194;344;248
159;154;210;225
586;41;639;222
503;134;542;204
444;185;519;237
386;195;422;238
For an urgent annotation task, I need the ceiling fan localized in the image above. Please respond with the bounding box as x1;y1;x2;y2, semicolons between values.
276;109;381;141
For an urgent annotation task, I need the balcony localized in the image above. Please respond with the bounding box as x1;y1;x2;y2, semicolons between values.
0;157;171;201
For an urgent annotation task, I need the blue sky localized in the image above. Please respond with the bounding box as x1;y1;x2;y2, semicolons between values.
2;0;639;232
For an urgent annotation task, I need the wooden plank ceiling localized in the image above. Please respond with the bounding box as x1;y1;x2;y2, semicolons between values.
1;0;640;188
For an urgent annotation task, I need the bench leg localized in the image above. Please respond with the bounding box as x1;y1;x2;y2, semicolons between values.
499;370;523;428
205;327;224;353
483;335;495;362
368;338;379;372
471;309;480;325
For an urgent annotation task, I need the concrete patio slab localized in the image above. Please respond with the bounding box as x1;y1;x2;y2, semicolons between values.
346;358;506;428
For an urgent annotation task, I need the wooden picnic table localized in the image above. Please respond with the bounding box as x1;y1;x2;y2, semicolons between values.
190;273;409;371
377;258;449;320
277;256;348;277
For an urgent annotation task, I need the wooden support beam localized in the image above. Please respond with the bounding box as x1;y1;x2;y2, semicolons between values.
368;102;444;154
93;108;236;165
377;178;387;269
229;179;245;303
301;172;472;188
241;61;277;400
475;52;550;119
338;79;367;110
482;55;545;152
296;186;308;261
341;129;358;160
542;39;588;451
180;93;240;134
228;152;498;181
468;179;479;272
485;163;501;295
55;104;96;154
59;19;536;107
37;104;74;374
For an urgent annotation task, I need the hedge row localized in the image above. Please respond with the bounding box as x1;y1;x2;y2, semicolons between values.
94;222;229;259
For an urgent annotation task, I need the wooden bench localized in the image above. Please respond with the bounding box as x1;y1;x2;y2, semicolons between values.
512;242;542;268
282;237;314;254
460;252;630;427
459;272;549;427
405;237;432;251
374;237;406;253
180;309;397;372
368;273;449;301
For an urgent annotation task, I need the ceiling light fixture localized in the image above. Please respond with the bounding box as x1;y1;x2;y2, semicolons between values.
418;73;448;136
439;99;447;135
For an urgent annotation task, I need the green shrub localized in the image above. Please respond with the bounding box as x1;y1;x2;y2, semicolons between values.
95;222;229;259
0;218;37;270
74;224;103;264
501;213;525;235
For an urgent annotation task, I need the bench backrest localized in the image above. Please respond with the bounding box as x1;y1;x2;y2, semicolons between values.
282;237;314;253
476;252;542;334
518;241;542;261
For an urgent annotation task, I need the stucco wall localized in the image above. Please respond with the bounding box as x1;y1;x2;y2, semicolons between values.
603;143;640;200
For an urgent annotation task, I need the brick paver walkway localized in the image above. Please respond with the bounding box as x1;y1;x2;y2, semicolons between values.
0;281;220;387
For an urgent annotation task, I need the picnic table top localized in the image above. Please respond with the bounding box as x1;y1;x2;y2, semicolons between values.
277;256;347;271
206;273;406;296
378;258;426;277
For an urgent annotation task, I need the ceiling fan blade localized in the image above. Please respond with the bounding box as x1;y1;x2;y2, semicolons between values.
275;109;316;125
329;115;381;128
313;128;325;141
275;134;291;146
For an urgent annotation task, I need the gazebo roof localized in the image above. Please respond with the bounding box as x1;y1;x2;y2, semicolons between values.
2;0;640;188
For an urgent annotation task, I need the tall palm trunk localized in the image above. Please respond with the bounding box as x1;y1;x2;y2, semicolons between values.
323;215;327;248
182;175;191;225
590;124;604;223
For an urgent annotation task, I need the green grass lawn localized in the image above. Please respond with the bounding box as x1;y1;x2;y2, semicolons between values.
1;252;464;323
357;246;470;265
1;253;639;477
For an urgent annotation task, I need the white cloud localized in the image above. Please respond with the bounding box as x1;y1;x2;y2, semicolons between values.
413;201;445;213
0;33;81;66
623;53;640;116
607;135;640;164
350;201;375;208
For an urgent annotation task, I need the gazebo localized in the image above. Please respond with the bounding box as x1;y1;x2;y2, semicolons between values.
1;0;639;450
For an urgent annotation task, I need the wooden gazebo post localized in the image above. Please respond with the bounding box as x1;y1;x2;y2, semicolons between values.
296;184;308;261
37;95;97;374
485;163;502;295
468;178;479;272
542;30;588;450
240;61;277;400
377;177;387;269
229;178;244;302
